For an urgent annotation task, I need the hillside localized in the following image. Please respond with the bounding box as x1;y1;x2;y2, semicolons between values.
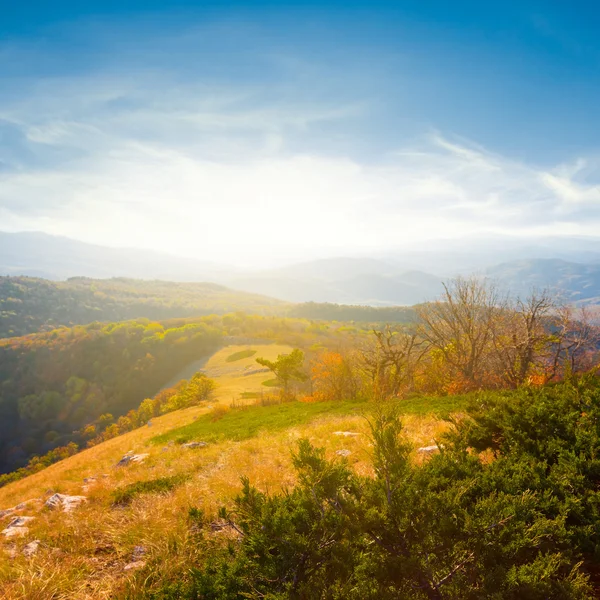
2;345;600;598
0;276;286;339
8;232;600;307
486;258;600;303
0;317;223;475
0;344;457;600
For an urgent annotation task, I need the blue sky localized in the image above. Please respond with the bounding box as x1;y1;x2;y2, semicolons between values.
1;1;600;265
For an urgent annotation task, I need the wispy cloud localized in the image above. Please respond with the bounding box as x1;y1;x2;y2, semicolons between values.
1;22;600;266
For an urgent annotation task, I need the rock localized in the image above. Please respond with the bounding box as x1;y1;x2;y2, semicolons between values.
124;560;147;571
116;453;149;467
83;477;97;484
333;431;360;437
45;493;87;513
417;445;440;455
182;442;207;449
335;449;352;457
22;540;40;557
2;516;34;538
1;499;39;520
132;545;146;561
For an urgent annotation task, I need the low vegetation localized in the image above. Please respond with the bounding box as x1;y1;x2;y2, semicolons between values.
112;474;189;506
151;399;366;446
2;276;600;598
225;349;257;362
149;377;600;599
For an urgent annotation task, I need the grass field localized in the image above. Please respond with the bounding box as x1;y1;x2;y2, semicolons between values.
0;343;471;600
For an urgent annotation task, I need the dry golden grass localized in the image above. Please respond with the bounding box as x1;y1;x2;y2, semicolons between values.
0;343;448;599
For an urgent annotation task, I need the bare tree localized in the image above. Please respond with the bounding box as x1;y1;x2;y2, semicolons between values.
359;325;425;400
492;289;556;387
547;305;600;379
416;277;504;389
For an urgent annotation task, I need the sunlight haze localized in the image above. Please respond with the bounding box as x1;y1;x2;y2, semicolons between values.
2;2;600;266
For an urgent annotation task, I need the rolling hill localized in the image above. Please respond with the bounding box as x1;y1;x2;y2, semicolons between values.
0;276;286;338
485;258;600;303
7;232;600;307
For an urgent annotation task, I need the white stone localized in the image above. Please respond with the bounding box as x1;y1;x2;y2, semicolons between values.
116;453;149;467
124;560;147;571
22;540;40;557
2;516;34;538
45;493;87;513
417;445;440;455
132;545;146;561
333;431;360;437
182;442;207;449
335;449;352;457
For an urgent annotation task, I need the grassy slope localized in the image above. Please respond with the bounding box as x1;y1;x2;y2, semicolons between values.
0;344;468;600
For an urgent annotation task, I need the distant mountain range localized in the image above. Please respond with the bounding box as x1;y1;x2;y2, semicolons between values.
0;231;232;282
3;231;600;305
486;259;600;304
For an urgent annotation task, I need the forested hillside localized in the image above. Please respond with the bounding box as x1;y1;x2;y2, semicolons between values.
0;276;286;338
0;318;222;474
289;302;417;322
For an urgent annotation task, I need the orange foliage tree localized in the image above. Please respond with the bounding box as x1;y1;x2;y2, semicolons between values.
311;351;360;402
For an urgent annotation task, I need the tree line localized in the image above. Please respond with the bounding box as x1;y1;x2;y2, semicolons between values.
303;278;600;402
0;276;284;339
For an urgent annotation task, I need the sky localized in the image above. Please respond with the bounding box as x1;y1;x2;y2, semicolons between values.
1;1;600;266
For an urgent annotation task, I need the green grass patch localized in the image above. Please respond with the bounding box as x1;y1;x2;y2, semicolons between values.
152;400;365;446
240;391;260;399
151;393;473;447
112;474;189;505
262;378;279;387
226;349;257;362
396;393;472;418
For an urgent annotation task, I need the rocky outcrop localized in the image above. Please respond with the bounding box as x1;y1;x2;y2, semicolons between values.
45;493;87;513
1;499;39;520
182;442;207;449
116;453;149;467
1;516;35;538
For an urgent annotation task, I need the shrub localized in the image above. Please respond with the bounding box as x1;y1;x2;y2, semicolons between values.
165;379;600;599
